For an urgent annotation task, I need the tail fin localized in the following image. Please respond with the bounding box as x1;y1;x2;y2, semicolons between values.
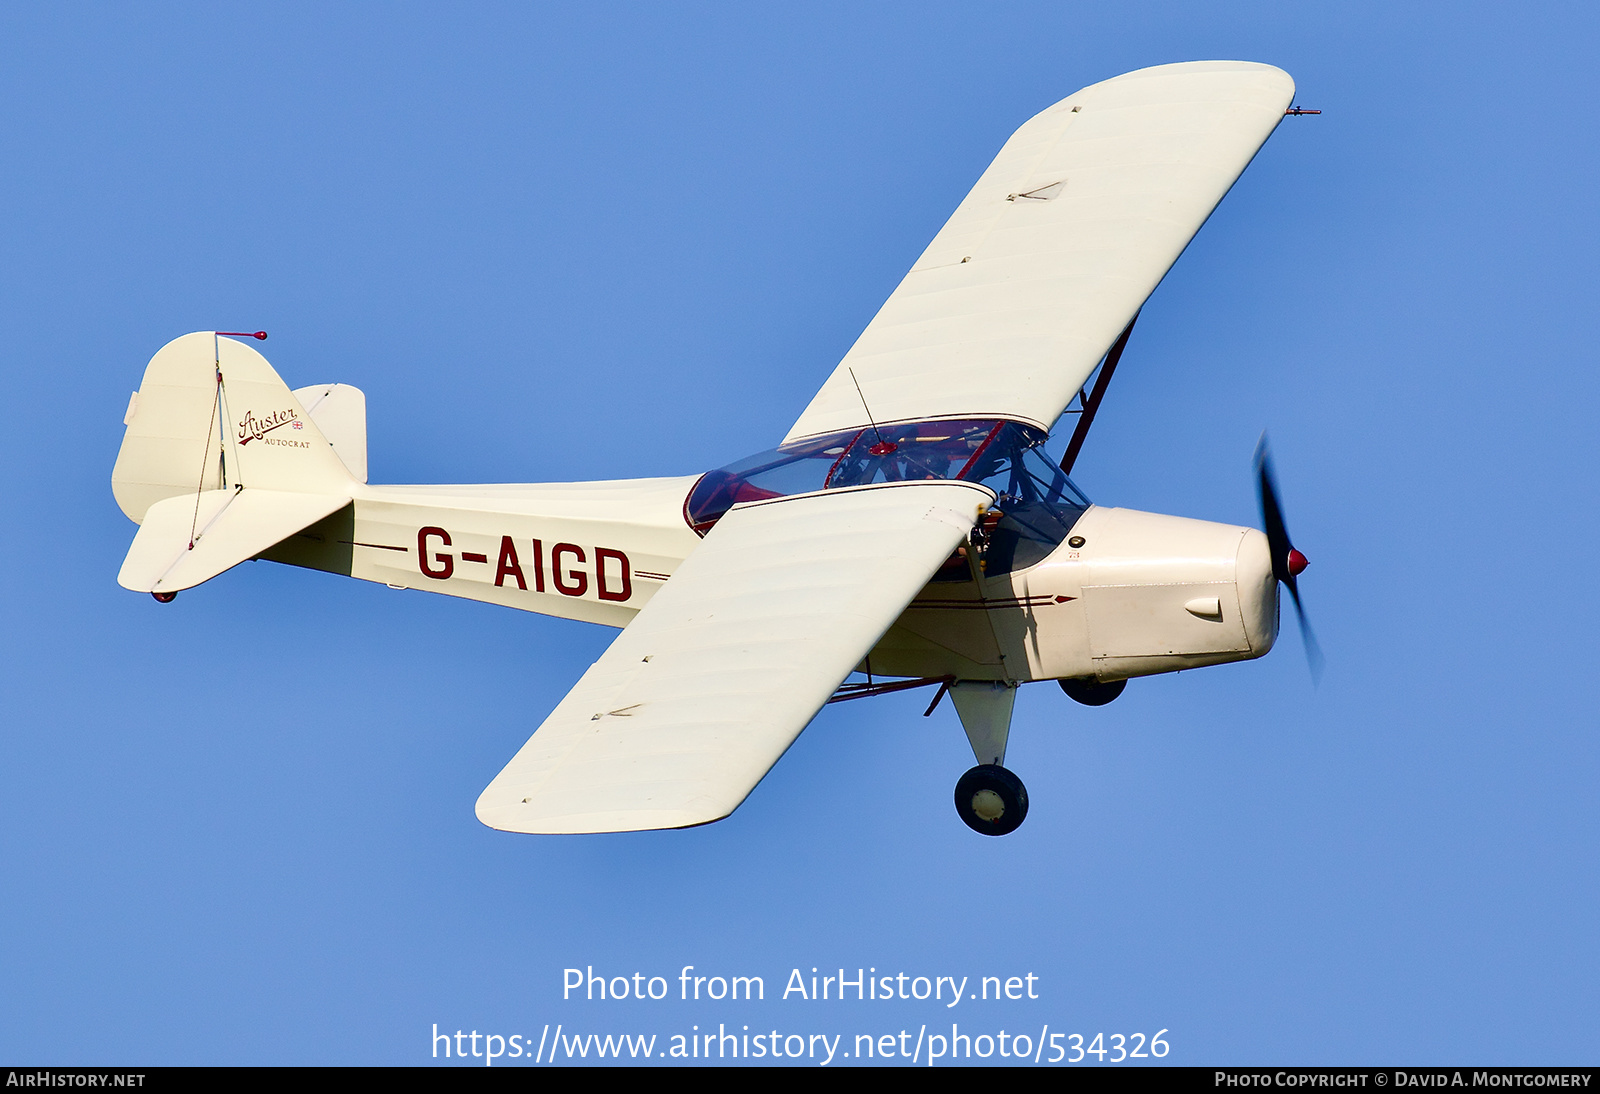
112;332;353;523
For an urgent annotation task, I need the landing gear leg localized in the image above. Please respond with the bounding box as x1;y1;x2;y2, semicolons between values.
949;680;1028;835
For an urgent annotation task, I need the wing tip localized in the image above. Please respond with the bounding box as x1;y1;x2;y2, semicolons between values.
474;796;733;836
1087;60;1295;103
1105;59;1291;79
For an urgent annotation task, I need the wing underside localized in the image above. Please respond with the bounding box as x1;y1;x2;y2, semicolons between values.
475;480;992;834
784;61;1296;444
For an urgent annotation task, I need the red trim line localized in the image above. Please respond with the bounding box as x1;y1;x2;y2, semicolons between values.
683;472;709;537
908;594;1074;610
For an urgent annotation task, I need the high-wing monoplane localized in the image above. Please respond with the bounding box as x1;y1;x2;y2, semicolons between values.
112;61;1315;836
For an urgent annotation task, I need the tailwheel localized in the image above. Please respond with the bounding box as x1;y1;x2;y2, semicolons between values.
954;764;1029;836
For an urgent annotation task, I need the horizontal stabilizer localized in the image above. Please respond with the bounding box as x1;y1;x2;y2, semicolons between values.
118;488;351;594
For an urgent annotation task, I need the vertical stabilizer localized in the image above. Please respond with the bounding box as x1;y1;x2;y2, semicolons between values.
112;333;353;523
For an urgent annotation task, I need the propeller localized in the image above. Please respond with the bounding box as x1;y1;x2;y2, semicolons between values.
1254;435;1324;683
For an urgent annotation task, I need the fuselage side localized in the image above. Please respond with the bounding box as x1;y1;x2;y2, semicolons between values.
261;482;1276;684
261;476;702;627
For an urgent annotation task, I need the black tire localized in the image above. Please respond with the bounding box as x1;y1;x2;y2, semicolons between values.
151;591;177;603
954;765;1029;836
1059;676;1125;706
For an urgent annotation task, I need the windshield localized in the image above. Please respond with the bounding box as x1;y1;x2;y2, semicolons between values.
684;419;1089;577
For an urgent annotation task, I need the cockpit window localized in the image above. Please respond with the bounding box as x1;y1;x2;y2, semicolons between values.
685;419;1090;578
947;422;1091;578
684;420;1000;534
825;421;999;488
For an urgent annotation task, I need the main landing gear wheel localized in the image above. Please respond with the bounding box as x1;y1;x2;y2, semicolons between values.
1059;676;1125;706
954;764;1029;836
151;591;177;603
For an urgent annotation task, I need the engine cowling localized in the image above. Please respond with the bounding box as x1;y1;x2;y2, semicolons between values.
1023;506;1277;682
870;505;1277;684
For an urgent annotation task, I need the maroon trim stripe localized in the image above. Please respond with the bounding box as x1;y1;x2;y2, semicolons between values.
908;594;1074;611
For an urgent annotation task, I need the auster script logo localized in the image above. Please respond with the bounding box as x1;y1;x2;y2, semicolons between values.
238;408;299;445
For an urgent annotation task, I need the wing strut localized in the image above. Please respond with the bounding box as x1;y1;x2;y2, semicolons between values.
1059;311;1139;475
826;674;952;705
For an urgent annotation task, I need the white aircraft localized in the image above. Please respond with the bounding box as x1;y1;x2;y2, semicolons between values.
112;61;1317;837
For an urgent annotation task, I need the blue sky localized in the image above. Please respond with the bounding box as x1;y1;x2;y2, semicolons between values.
3;1;1597;1066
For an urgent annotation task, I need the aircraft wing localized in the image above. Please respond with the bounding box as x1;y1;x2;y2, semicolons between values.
475;480;992;834
783;61;1295;444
